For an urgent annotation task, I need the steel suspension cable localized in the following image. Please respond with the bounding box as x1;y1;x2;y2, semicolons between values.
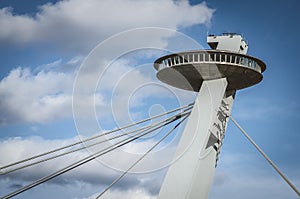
1;111;190;199
1;109;190;175
230;115;300;197
95;113;189;199
0;103;194;171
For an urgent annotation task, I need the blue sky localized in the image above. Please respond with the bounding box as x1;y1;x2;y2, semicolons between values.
0;0;299;199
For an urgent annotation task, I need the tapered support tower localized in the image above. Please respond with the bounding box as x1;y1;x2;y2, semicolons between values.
154;33;266;199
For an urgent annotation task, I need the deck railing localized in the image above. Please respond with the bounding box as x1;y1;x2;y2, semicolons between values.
155;51;263;73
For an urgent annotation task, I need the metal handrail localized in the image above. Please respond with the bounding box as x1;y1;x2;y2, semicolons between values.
154;50;266;73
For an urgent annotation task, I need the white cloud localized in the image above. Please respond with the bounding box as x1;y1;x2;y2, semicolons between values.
0;64;75;124
1;135;299;199
0;0;214;52
0;54;195;125
0;56;193;124
85;189;156;199
0;0;208;125
0;135;166;198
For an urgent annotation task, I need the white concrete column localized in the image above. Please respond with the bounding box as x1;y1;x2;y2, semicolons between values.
158;78;230;199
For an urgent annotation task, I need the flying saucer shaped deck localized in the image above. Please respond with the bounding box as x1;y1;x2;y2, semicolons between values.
154;50;266;92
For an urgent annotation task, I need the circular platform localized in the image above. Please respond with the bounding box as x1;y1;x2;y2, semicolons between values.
154;50;266;91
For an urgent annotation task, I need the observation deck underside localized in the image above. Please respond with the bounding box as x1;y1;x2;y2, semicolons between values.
154;50;266;92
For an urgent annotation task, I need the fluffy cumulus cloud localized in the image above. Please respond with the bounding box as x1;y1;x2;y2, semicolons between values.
0;135;167;198
0;0;214;52
0;60;76;124
0;56;194;125
1;136;299;199
0;59;109;124
0;0;209;125
85;189;157;199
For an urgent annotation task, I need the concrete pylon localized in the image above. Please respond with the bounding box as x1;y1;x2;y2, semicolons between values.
158;78;234;199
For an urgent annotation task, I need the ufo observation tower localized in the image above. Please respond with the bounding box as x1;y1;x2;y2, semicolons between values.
154;33;266;199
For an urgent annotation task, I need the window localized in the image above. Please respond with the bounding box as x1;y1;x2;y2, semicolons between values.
209;53;215;61
204;53;209;62
171;57;175;65
174;56;179;65
179;56;183;64
194;54;199;62
254;61;257;69
188;54;193;62
221;54;226;62
226;54;231;62
167;58;171;66
183;55;188;63
231;55;236;63
240;57;245;65
236;56;241;64
244;58;248;67
162;60;167;67
199;53;204;62
248;59;252;68
216;53;220;62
